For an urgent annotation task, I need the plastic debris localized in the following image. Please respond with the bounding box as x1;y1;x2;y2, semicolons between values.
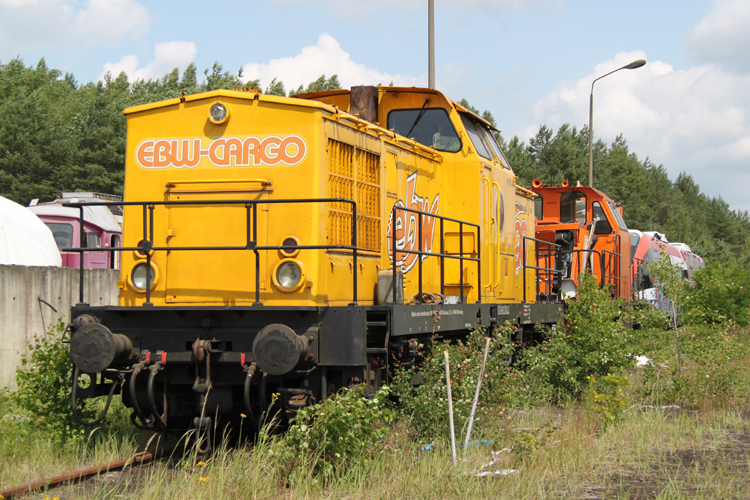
475;469;516;478
1;414;30;424
460;439;493;448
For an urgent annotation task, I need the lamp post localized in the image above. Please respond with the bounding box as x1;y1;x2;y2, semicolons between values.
428;0;435;89
588;59;646;187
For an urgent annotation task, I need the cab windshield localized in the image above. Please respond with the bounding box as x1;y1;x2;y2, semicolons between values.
387;108;461;152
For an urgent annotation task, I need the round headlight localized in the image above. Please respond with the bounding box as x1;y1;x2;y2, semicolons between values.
132;263;155;290
561;279;578;299
209;103;229;124
276;261;303;290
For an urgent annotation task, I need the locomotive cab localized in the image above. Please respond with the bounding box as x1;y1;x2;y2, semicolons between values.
531;180;632;299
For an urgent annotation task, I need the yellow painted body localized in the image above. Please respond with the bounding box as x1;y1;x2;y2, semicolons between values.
119;88;537;307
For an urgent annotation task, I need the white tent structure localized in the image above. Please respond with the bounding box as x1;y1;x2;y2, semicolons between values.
0;196;61;266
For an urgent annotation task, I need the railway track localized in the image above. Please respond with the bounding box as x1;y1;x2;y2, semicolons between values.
0;446;174;499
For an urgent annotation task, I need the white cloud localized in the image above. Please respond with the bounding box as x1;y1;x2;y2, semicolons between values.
519;51;750;211
0;0;150;59
687;0;750;73
100;41;197;82
240;33;424;90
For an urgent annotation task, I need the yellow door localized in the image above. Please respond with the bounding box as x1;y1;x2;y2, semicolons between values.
164;185;269;304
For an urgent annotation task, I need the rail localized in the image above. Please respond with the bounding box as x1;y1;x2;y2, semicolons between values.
0;447;173;499
601;248;621;296
631;256;647;298
522;236;563;303
63;198;359;306
389;205;481;304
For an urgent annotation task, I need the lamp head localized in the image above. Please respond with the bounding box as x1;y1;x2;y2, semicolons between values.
625;59;647;70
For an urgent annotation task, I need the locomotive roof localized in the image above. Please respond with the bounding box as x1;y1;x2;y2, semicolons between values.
294;86;499;132
29;203;122;233
123;87;498;134
123;89;340;115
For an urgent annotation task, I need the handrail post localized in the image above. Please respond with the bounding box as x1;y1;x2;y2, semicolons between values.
253;203;262;306
142;204;148;254
440;218;445;298
78;206;85;304
144;205;155;306
392;207;398;305
418;212;423;304
245;204;252;249
351;201;358;306
476;223;481;304
522;237;527;303
459;222;464;303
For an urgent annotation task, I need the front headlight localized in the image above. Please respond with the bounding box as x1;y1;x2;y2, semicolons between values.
561;279;578;299
208;102;230;124
274;259;304;291
130;262;157;291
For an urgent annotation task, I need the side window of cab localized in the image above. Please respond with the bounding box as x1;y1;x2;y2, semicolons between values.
560;191;586;225
458;114;512;169
592;201;613;234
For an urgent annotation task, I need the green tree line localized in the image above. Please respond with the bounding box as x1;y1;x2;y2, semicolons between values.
2;57;748;267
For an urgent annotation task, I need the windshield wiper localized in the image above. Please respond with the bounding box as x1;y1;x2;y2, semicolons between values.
405;99;430;138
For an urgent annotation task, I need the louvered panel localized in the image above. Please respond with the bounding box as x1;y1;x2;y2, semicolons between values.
326;138;381;252
356;149;381;252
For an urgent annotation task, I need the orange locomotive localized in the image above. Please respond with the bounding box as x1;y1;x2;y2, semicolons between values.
530;179;632;300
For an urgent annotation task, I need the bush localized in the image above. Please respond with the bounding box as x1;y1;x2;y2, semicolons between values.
274;385;395;481
390;326;550;441
585;374;630;429
634;323;750;407
683;262;750;327
11;321;95;442
517;273;634;402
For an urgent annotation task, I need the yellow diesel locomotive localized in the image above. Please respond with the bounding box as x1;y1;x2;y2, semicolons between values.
67;86;563;434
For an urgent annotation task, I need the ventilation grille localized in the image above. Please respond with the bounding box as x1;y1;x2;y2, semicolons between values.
325;139;381;252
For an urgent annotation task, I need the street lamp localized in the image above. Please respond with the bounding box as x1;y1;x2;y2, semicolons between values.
428;0;435;89
588;59;646;187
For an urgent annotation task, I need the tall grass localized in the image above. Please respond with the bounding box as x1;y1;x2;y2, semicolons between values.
3;264;750;498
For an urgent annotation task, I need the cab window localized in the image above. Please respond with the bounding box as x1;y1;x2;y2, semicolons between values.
592;201;613;234
607;200;629;230
86;232;102;252
560;191;586;224
534;195;543;219
387;108;461;152
479;125;511;168
459;114;492;159
45;223;73;249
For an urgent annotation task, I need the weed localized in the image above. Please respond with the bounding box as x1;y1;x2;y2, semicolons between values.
11;320;95;442
682;262;750;327
586;374;630;430
273;385;395;482
517;273;634;403
390;325;548;441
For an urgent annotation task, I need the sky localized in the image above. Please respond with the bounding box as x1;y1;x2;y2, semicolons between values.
1;0;748;214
